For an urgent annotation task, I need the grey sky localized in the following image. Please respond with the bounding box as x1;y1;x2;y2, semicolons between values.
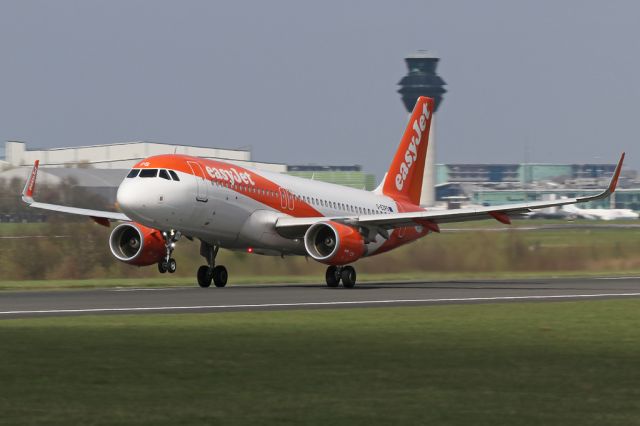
1;0;637;178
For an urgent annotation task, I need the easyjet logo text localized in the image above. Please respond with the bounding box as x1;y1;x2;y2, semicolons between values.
206;166;256;186
395;101;430;191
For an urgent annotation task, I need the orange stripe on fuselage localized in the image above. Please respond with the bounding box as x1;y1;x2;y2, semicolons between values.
133;154;324;218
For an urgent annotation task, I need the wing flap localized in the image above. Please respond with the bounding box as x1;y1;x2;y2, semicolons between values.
26;201;130;221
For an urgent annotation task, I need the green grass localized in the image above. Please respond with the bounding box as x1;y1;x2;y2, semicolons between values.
0;222;49;235
1;300;640;425
2;268;640;291
2;219;640;282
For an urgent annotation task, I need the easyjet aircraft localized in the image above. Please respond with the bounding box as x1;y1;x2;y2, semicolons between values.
21;97;625;288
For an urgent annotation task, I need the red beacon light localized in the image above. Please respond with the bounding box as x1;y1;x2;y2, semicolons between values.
247;247;254;254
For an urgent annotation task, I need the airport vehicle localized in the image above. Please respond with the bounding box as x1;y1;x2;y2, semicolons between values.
21;97;625;288
561;204;639;220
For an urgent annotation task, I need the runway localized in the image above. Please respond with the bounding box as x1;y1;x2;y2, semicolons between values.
1;277;640;318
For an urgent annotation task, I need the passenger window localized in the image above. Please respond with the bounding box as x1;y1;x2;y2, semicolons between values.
158;169;171;180
126;169;139;178
139;169;158;178
168;170;180;181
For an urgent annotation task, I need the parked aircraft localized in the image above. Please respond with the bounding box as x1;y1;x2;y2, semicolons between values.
21;97;625;288
562;204;639;220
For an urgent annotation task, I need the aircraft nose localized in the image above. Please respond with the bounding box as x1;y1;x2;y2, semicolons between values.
116;181;139;213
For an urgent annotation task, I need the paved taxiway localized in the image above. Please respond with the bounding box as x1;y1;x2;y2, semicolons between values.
1;277;640;318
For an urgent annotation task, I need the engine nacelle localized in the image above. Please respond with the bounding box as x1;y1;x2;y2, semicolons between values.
109;222;165;266
303;221;365;265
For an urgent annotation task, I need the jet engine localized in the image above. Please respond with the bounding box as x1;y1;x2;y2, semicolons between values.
303;221;365;265
109;222;166;266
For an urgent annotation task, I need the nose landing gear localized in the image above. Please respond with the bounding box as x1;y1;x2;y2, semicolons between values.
197;241;228;288
325;265;357;288
158;230;180;274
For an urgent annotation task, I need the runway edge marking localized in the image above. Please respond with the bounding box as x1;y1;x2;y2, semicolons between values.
2;292;640;316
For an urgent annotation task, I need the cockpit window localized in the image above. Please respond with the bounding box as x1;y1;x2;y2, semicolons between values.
139;169;158;178
126;169;139;178
158;169;171;180
168;170;180;181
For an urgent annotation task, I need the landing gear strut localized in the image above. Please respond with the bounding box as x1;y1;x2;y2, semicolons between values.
325;265;357;288
197;241;228;288
158;230;180;274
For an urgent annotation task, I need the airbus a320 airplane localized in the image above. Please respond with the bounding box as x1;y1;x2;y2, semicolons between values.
21;97;625;288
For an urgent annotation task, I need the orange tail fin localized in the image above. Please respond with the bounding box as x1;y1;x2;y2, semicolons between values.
382;96;433;205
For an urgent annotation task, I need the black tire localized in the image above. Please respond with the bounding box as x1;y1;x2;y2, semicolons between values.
197;265;212;288
158;261;167;274
325;265;340;287
168;258;177;274
212;265;228;288
341;266;356;288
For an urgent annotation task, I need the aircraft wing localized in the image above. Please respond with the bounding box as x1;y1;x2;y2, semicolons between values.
21;161;130;225
275;153;625;238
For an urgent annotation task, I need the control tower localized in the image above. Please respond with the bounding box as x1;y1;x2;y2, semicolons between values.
398;50;446;206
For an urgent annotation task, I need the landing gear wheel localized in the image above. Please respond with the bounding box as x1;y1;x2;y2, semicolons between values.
198;241;226;288
212;265;228;287
325;265;340;287
197;265;212;288
341;266;356;288
160;229;181;275
167;258;177;274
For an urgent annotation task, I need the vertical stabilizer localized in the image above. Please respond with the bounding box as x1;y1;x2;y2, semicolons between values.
382;96;434;205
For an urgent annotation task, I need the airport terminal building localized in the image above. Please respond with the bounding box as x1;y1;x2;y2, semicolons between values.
2;141;639;218
0;140;286;173
435;163;640;210
0;141;378;222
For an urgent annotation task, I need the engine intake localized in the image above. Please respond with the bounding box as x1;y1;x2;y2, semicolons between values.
109;223;165;266
304;221;365;265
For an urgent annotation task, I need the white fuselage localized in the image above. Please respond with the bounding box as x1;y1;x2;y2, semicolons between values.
116;161;406;256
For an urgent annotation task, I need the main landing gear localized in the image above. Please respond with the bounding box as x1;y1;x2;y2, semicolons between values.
325;265;357;288
197;241;228;288
158;230;180;274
